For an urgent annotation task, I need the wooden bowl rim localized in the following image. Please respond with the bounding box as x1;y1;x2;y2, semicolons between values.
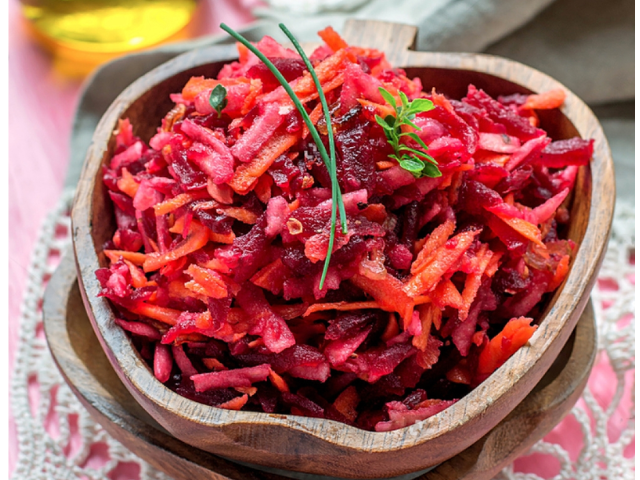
72;42;615;453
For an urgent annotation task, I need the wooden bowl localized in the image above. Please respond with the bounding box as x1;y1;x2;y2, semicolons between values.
71;19;615;479
44;251;597;480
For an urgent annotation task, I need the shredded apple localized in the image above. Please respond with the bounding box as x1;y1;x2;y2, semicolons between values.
96;27;592;432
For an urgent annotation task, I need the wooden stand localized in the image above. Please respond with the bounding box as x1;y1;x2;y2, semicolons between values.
44;254;597;480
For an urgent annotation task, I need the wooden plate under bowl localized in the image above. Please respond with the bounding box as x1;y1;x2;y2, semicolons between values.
45;252;597;480
71;18;614;479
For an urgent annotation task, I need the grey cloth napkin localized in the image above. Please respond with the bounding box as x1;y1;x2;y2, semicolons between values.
65;0;634;204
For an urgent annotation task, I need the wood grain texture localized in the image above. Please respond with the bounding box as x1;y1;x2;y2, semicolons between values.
70;19;615;479
44;252;597;480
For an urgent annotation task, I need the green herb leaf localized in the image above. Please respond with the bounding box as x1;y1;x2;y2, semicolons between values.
383;115;396;128
399;132;429;150
406;98;434;113
375;115;394;131
209;84;228;117
422;162;443;178
424;153;438;165
402;118;421;130
398;91;409;108
399;157;425;173
378;87;397;109
398;145;433;159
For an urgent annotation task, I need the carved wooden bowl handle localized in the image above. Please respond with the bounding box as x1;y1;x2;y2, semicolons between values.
342;19;418;66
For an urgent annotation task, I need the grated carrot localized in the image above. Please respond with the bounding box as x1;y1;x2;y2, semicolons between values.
218;394;249;410
522;89;566;110
228;131;299;195
104;250;146;266
117;168;139;197
303;300;380;317
317;26;349;52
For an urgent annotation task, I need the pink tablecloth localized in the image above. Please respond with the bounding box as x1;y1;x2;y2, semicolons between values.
9;1;634;478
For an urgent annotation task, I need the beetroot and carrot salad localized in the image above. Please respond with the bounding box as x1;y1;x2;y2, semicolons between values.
96;25;592;432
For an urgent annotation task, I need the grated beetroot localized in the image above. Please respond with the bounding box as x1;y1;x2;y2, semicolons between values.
96;27;589;431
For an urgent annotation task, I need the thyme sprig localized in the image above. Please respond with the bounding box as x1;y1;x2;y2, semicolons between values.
219;23;347;290
375;87;441;178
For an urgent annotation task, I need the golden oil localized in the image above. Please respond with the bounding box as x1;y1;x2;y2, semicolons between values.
21;0;198;76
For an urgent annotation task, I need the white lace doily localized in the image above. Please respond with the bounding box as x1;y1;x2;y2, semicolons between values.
10;190;635;480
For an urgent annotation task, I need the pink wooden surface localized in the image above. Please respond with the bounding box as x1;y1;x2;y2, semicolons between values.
8;0;255;475
9;1;633;478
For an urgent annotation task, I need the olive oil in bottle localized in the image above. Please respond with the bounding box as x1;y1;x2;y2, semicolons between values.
21;0;198;76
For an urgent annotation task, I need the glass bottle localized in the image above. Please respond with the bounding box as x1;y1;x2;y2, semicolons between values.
21;0;198;76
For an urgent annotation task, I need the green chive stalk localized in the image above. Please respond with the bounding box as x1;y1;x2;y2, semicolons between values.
219;23;348;290
277;23;346;289
278;24;347;233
